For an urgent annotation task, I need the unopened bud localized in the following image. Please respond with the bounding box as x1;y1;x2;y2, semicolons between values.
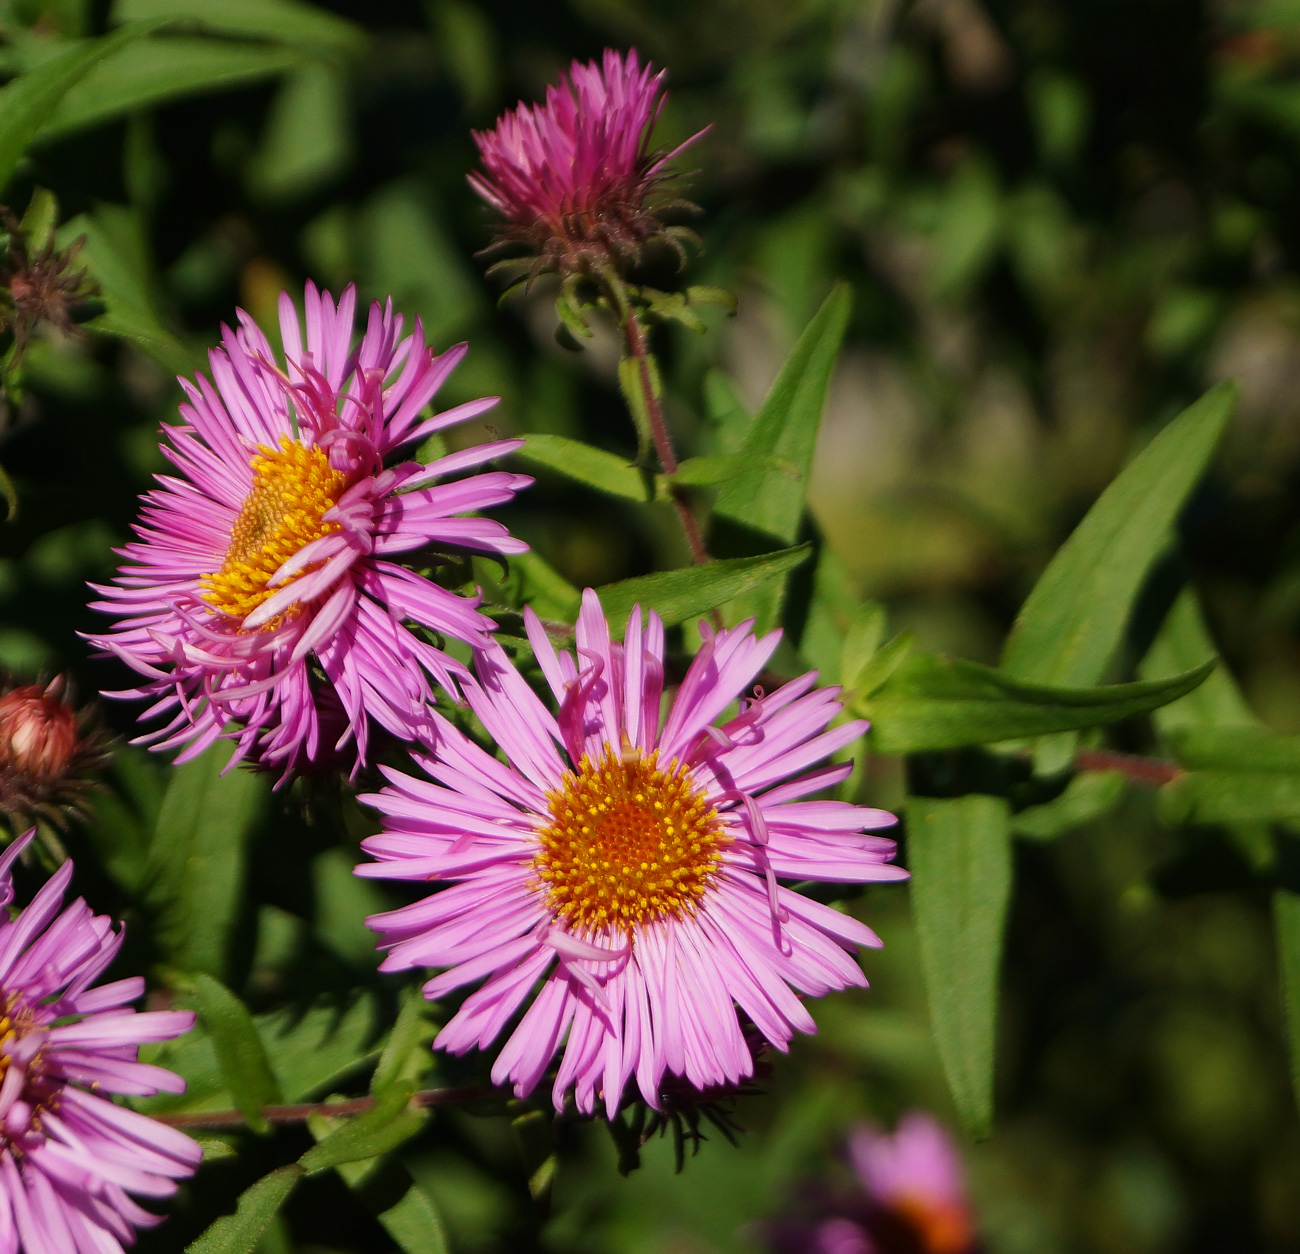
0;676;106;829
0;680;79;780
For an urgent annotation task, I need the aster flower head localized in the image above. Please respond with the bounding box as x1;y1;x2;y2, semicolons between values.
359;589;905;1116
0;675;107;832
469;48;707;277
765;1114;978;1254
89;282;532;775
0;830;200;1251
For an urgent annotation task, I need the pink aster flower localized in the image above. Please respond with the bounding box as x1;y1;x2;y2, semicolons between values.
764;1113;977;1254
469;48;706;274
88;281;532;774
0;830;200;1251
358;589;904;1115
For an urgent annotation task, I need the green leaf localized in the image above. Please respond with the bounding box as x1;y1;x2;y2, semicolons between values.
860;650;1213;753
1002;382;1237;688
186;1165;303;1254
797;546;870;682
1011;770;1126;841
187;973;283;1134
38;38;303;141
515;434;648;502
1139;587;1257;733
376;1177;452;1254
713;282;851;547
0;24;149;193
906;794;1012;1138
247;62;353;203
1275;891;1300;1114
663;453;798;491
595;546;812;635
111;0;364;52
261;992;382;1103
145;739;268;979
67;203;200;374
1160;770;1300;827
312;847;389;966
299;1083;428;1175
372;988;434;1095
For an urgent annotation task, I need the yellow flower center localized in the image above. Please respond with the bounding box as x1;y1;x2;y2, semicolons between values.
534;747;727;935
200;437;346;623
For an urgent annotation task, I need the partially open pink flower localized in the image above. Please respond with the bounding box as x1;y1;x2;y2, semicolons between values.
358;589;904;1116
89;282;531;775
0;830;200;1250
469;48;706;274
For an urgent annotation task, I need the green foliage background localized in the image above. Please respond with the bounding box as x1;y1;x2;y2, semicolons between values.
2;0;1300;1251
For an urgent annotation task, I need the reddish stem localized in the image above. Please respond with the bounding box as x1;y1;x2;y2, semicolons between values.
153;1084;506;1131
609;283;711;570
1073;748;1181;786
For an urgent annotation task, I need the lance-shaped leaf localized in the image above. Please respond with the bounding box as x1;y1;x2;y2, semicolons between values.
1140;587;1257;733
713;283;850;545
516;434;649;502
906;795;1012;1138
112;0;364;52
145;739;268;979
1003;382;1235;769
0;25;149;193
711;284;850;630
38;38;303;142
299;1083;428;1175
859;650;1213;753
187;974;282;1134
186;1165;303;1254
595;545;811;634
1003;382;1236;686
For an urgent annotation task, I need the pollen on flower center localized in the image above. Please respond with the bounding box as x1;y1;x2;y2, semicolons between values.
200;437;346;622
534;747;727;934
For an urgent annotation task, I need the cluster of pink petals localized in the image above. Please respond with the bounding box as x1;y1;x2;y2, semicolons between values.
0;831;198;1252
469;48;704;258
359;589;904;1116
88;282;531;774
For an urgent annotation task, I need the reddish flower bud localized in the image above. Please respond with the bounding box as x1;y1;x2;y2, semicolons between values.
0;676;107;828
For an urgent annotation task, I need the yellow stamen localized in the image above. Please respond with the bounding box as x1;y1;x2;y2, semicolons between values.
534;747;727;934
200;437;346;623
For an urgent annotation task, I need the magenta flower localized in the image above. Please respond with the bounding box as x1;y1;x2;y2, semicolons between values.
468;48;706;273
765;1113;977;1254
358;589;904;1115
89;282;531;774
0;831;199;1250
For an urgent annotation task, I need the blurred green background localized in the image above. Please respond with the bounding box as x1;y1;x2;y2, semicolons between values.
4;0;1300;1250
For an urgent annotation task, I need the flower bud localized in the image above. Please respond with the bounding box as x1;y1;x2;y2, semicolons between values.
0;676;107;828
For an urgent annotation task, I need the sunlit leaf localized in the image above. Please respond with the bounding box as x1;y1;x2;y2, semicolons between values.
186;1165;303;1254
906;794;1011;1138
1002;382;1236;688
713;282;850;548
860;651;1213;753
595;545;811;634
516;434;648;502
299;1083;427;1175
